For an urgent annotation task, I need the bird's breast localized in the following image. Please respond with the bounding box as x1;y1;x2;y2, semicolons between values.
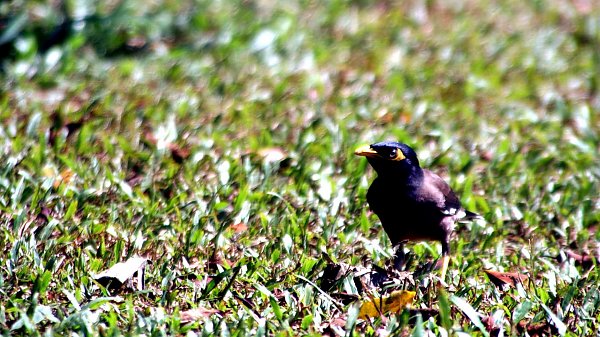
366;180;450;244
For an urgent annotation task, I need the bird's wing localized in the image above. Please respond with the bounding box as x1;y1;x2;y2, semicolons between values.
420;170;463;217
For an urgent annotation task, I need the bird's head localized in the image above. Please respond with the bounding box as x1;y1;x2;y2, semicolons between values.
354;141;421;177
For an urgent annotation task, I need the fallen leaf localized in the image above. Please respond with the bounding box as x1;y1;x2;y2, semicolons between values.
517;320;558;336
479;149;493;161
143;132;189;163
484;269;528;288
35;207;52;225
358;290;416;319
399;111;411;124
144;132;158;145
42;165;57;179
329;317;346;327
230;222;248;233
179;307;222;323
55;168;75;188
207;251;232;272
323;316;347;337
564;250;596;269
168;143;191;163
377;110;393;124
257;147;287;164
93;256;149;291
42;166;75;188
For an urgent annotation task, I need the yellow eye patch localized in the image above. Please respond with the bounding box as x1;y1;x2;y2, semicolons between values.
390;149;405;161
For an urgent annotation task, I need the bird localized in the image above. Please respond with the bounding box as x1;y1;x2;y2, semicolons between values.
355;141;479;281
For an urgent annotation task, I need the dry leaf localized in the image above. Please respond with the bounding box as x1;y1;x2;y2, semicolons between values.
329;317;346;328
144;132;158;145
180;307;222;323
93;256;149;290
484;269;528;288
168;143;191;163
565;250;596;269
42;166;57;179
55;168;75;188
358;290;416;319
323;316;347;337
42;166;75;188
144;132;189;163
230;222;248;233
257;147;287;163
517;320;558;336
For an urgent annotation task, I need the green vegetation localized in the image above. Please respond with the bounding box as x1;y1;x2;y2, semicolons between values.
1;0;598;335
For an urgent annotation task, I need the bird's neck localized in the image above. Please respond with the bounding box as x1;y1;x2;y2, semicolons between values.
379;165;424;188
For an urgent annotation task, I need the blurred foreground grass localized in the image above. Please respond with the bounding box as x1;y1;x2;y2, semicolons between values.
0;0;599;335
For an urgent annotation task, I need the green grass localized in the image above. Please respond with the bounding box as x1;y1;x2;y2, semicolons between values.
0;0;599;336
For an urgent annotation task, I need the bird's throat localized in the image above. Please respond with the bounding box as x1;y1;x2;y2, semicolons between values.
378;165;423;188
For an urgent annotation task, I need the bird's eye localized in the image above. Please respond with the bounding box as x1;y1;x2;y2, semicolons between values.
388;148;406;161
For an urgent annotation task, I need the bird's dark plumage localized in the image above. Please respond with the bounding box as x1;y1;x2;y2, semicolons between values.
355;141;478;279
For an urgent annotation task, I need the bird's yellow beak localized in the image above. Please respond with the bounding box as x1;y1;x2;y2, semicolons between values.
354;144;379;158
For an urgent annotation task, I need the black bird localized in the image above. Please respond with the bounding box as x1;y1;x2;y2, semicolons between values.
355;141;479;280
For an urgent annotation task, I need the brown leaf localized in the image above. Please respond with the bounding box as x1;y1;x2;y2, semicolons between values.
55;168;75;188
179;307;222;323
482;314;496;333
399;112;411;124
565;250;596;269
168;143;191;163
479;149;493;161
42;166;75;188
377;111;394;124
207;251;231;272
35;206;52;225
144;132;158;145
484;269;528;288
517;320;557;336
323;317;347;337
230;222;248;233
329;317;346;328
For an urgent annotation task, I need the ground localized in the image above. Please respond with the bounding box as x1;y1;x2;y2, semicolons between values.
0;0;599;336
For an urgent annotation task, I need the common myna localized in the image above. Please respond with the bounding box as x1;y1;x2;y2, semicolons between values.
355;141;479;280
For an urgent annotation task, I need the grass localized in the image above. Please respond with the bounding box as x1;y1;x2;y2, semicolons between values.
0;0;599;336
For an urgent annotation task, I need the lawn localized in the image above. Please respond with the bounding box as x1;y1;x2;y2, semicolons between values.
0;0;599;336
